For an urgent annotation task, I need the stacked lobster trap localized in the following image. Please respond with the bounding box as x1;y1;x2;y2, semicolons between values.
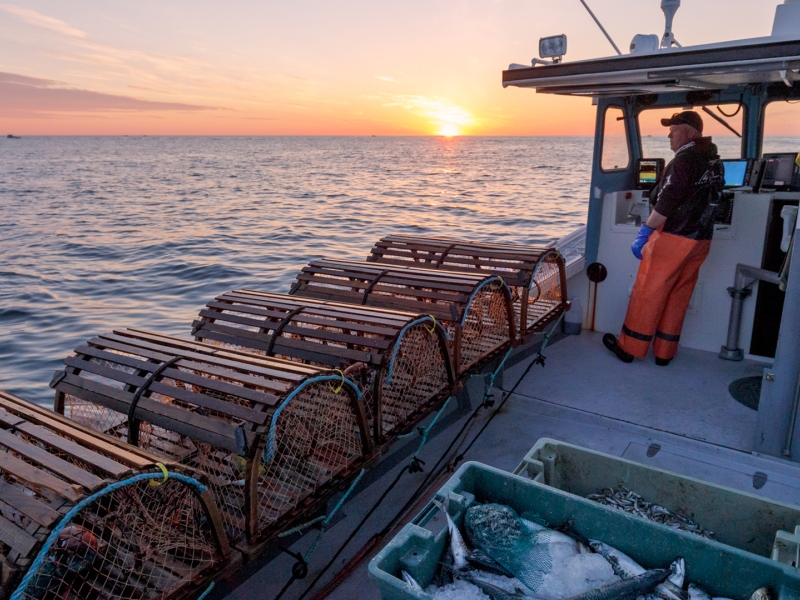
289;258;515;375
49;329;371;548
190;290;455;442
0;390;228;600
367;235;567;342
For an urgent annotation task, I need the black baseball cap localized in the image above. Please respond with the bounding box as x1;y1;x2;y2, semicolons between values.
661;111;703;133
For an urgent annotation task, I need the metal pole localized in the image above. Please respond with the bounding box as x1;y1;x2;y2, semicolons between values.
577;0;623;56
755;222;800;459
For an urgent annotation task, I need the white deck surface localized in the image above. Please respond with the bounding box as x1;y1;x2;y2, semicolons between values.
221;331;800;600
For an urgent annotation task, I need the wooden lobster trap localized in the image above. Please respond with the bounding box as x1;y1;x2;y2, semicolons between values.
367;235;568;342
190;290;455;442
289;259;515;375
0;390;229;600
50;329;371;548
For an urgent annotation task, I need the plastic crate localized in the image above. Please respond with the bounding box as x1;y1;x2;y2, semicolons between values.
369;462;800;600
513;438;800;559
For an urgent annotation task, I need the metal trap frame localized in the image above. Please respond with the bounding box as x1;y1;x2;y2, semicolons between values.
50;329;371;549
289;258;515;376
367;235;568;342
190;290;455;443
0;390;228;600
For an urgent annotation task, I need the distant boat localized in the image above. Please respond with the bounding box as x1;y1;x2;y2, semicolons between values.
7;134;20;139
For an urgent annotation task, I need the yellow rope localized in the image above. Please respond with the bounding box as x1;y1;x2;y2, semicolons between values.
424;316;437;334
149;462;169;487
328;369;345;394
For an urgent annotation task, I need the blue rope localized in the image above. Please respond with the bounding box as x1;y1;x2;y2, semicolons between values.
386;316;449;384
528;249;561;302
397;395;452;471
485;348;512;393
302;468;365;562
11;471;208;600
197;581;215;600
460;276;513;326
264;375;362;463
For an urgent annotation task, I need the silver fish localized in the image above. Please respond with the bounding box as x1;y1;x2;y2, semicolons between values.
750;589;773;600
687;584;711;600
589;540;646;579
587;488;713;539
654;558;687;600
466;548;515;577
563;568;670;600
458;571;531;600
433;497;469;570
401;570;422;590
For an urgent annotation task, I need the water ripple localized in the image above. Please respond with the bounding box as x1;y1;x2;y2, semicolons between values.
0;135;594;404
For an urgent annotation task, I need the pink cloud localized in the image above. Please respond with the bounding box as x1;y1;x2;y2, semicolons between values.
0;71;223;114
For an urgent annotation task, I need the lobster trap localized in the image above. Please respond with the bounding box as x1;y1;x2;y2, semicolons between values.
50;329;371;548
289;259;515;375
368;235;568;342
190;290;455;442
0;390;228;600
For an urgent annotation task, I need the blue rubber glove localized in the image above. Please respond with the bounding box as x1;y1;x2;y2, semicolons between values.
631;224;655;260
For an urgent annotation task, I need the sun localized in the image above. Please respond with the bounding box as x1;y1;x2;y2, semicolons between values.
439;123;460;137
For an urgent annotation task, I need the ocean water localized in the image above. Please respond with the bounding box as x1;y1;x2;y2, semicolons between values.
0;136;594;405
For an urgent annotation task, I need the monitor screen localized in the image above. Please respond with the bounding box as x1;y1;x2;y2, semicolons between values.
722;159;748;188
637;159;663;189
760;153;799;190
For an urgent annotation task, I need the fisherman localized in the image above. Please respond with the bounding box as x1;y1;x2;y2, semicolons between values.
603;111;723;366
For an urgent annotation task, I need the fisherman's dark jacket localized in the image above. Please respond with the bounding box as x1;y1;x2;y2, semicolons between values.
649;137;724;241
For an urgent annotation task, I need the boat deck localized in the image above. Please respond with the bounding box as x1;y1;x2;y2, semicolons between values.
221;331;800;600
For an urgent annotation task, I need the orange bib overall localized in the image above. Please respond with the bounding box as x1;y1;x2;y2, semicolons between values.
617;230;711;360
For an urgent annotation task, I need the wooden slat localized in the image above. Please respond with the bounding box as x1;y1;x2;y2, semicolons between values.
0;395;153;469
0;480;60;527
63;356;273;423
55;376;247;455
0;515;39;556
0;451;82;502
14;421;131;478
0;429;105;491
84;335;296;395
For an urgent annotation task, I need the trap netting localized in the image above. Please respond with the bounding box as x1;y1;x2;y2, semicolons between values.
0;391;227;600
368;236;567;342
290;258;514;376
191;290;454;441
51;329;370;546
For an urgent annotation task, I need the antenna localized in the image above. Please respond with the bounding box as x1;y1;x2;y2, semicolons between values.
578;0;623;56
661;0;682;48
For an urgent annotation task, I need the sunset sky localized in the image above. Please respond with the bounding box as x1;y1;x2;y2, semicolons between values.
0;0;791;136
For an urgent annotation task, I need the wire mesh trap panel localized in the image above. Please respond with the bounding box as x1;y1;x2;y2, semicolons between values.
368;235;568;341
49;328;371;548
0;390;228;600
191;290;455;442
289;258;515;375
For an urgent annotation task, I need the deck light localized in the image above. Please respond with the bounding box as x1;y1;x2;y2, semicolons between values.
539;35;567;62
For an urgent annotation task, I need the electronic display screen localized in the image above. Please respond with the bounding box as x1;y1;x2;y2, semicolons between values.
637;159;663;189
760;153;799;190
722;159;748;188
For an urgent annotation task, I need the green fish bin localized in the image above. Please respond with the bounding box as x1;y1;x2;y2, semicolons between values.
368;462;800;600
514;438;800;559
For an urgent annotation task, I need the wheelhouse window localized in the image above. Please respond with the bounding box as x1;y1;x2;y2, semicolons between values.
763;100;800;155
600;107;629;172
638;104;744;163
